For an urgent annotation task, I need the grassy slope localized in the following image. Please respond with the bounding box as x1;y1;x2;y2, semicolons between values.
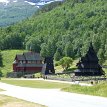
1;50;26;76
62;82;107;97
1;79;71;89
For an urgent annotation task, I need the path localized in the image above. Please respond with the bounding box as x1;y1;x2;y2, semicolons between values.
0;82;107;107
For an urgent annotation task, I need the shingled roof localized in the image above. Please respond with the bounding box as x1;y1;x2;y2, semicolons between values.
15;52;43;61
16;54;25;61
23;52;43;61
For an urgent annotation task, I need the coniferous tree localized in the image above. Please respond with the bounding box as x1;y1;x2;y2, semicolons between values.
64;42;74;58
0;51;3;67
40;43;48;57
98;48;105;64
54;49;61;61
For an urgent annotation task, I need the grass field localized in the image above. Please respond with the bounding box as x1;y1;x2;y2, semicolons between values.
1;79;107;97
1;79;71;89
1;50;26;76
0;94;45;107
62;81;107;97
0;89;4;92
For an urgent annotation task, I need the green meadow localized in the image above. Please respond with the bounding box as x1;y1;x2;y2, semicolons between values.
1;79;107;97
1;50;26;76
1;79;70;89
62;82;107;97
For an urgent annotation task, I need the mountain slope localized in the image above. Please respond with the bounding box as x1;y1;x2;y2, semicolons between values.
0;0;107;62
0;0;38;27
0;0;62;27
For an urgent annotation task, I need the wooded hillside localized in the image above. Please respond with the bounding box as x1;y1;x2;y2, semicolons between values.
0;1;38;27
0;0;107;63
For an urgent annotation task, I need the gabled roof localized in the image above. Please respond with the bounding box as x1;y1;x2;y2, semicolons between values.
15;52;43;61
81;43;99;62
16;54;26;61
23;52;43;61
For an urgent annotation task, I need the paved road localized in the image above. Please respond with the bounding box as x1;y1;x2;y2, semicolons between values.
0;82;107;107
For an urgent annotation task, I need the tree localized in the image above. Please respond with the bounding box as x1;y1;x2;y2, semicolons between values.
46;40;56;57
40;43;48;57
98;48;105;64
26;37;41;52
40;38;57;57
104;43;107;60
59;57;73;71
54;49;62;61
0;0;106;63
64;20;70;29
0;70;3;79
64;42;74;58
0;51;3;67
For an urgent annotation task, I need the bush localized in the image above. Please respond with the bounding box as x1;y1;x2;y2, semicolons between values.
34;72;42;78
59;57;73;71
55;61;60;66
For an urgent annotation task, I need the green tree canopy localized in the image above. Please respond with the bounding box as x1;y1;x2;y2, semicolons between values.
59;57;73;71
54;49;62;61
0;51;3;67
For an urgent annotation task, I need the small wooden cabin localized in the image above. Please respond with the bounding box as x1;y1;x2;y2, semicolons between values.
13;52;43;74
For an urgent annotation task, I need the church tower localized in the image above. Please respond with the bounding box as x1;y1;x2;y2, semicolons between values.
75;43;105;76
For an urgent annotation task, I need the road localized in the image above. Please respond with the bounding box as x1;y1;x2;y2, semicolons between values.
0;82;107;107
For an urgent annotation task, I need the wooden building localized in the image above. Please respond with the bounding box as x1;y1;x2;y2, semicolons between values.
75;43;105;76
44;57;55;75
13;52;43;74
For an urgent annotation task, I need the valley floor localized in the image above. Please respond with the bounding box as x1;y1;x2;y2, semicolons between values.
0;81;107;107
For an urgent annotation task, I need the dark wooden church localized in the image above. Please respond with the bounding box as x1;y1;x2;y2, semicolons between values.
75;43;105;76
44;57;55;75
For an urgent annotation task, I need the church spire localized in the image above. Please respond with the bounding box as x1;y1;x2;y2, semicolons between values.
75;43;105;76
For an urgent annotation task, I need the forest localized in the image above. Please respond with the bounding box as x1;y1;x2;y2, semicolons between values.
0;0;107;63
0;0;38;27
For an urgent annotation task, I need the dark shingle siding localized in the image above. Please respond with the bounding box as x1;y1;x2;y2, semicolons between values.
17;64;43;67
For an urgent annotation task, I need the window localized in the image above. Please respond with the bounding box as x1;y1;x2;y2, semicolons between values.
23;61;26;63
20;61;22;64
28;61;31;63
37;60;40;64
